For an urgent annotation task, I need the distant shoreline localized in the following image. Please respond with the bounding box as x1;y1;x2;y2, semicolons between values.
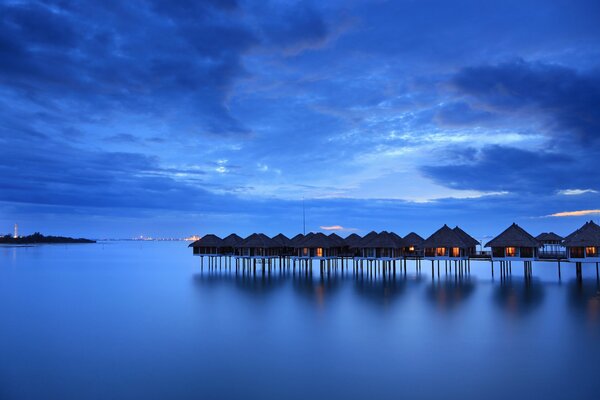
0;233;96;245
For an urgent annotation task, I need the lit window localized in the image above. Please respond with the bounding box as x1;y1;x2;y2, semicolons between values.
436;247;446;256
452;247;460;257
506;247;516;257
316;248;323;257
409;246;415;252
586;247;597;257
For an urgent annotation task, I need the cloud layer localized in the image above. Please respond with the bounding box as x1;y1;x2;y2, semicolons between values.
1;0;599;238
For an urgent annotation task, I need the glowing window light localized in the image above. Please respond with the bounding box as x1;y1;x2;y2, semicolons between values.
506;247;516;257
316;248;323;257
436;247;446;256
586;247;597;257
452;247;460;257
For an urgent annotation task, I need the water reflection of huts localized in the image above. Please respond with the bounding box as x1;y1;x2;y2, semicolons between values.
189;220;600;281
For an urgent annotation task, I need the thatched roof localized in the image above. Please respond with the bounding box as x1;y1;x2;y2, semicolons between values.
361;231;403;248
290;234;305;246
453;226;479;248
188;234;223;248
485;223;540;248
344;233;362;247
222;233;242;247
328;233;346;246
299;232;337;248
422;225;469;248
272;233;293;246
237;233;278;248
353;231;379;248
536;232;564;242
563;221;600;247
293;232;315;247
403;232;424;247
390;232;405;247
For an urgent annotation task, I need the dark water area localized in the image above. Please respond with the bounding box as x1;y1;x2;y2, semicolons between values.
1;242;600;400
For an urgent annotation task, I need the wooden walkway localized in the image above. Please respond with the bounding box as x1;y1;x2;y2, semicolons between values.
195;254;600;282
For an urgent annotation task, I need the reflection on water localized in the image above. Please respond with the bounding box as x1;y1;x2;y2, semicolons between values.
567;279;600;323
493;278;545;316
3;242;600;400
426;275;476;310
192;267;482;309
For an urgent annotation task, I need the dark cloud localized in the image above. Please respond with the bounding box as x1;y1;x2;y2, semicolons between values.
452;60;600;143
259;2;329;53
421;145;598;194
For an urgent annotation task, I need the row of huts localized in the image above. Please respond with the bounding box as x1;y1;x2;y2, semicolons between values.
190;220;600;263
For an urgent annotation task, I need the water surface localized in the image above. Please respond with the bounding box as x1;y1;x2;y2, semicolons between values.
1;242;600;400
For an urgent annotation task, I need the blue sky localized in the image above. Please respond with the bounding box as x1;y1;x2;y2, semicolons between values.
1;0;599;239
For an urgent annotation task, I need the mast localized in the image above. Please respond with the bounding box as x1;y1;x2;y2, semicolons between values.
302;198;306;235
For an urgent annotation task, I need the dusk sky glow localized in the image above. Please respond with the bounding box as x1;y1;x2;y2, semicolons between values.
1;0;599;239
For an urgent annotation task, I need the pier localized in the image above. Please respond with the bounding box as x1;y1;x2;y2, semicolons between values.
189;221;600;282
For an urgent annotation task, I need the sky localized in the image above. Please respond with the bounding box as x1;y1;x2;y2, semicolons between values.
1;0;599;240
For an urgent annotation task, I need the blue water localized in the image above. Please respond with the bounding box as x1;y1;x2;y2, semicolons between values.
1;242;600;400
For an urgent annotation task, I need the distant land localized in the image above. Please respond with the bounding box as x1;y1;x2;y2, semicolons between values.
0;233;96;245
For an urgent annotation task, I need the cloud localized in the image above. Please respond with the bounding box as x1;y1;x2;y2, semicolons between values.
452;60;600;144
548;209;600;217
434;102;496;127
558;189;598;196
420;145;592;194
319;225;358;232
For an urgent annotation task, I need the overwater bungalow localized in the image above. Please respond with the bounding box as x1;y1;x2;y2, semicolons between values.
358;231;403;259
563;221;600;262
402;232;424;256
536;232;565;258
343;233;363;257
486;223;540;260
329;233;354;257
344;233;362;247
221;233;242;255
453;226;478;256
422;225;472;259
294;232;339;258
235;233;278;258
189;234;224;256
272;233;294;256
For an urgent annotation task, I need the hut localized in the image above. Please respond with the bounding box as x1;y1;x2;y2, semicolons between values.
563;221;600;261
294;232;339;258
536;232;565;258
221;233;242;255
328;233;346;247
235;233;278;258
485;223;540;260
329;233;354;257
272;233;294;256
344;233;362;247
422;225;472;259
358;231;403;259
188;234;224;256
353;231;379;258
402;232;424;256
343;233;363;257
453;226;478;256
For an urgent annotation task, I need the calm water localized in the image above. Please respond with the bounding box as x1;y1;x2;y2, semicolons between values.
1;242;600;400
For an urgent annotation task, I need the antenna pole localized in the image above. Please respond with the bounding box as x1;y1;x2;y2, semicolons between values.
302;198;306;235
